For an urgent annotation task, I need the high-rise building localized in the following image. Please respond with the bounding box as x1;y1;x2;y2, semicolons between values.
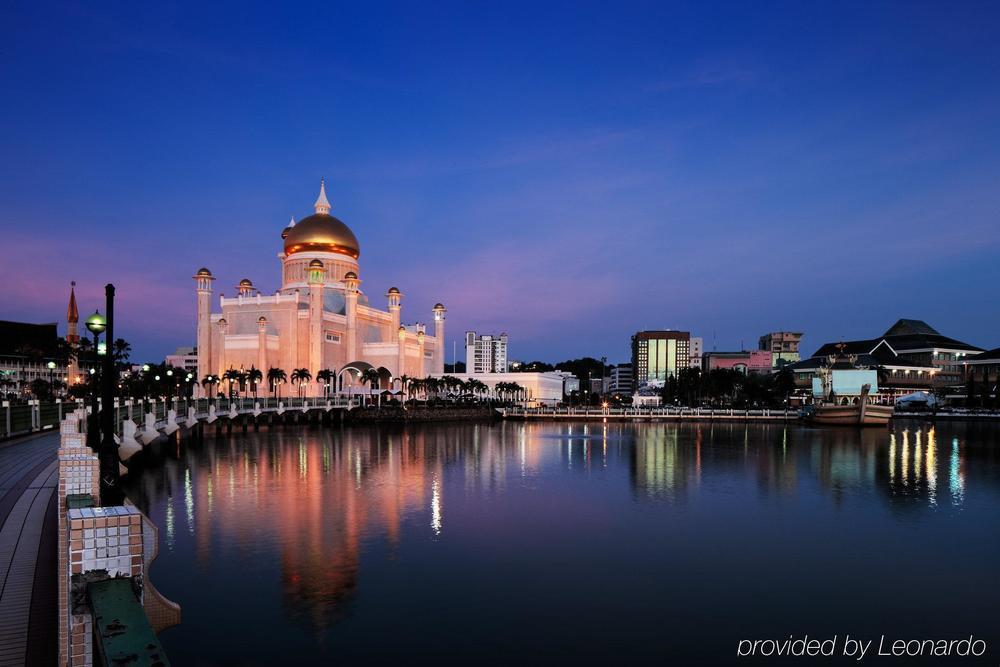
631;330;690;387
689;336;703;369
465;331;508;374
759;332;803;368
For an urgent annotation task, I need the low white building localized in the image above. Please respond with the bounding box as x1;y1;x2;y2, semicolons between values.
165;346;199;374
432;371;564;406
633;393;662;407
551;370;580;397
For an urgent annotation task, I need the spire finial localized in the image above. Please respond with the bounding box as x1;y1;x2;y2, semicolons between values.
67;281;79;323
314;178;331;214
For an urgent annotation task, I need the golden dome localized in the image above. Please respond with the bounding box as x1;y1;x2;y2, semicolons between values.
284;213;360;259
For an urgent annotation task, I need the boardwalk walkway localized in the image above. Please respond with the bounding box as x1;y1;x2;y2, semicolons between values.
0;432;59;666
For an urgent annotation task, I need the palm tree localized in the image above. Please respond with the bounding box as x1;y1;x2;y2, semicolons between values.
509;382;523;405
291;368;312;398
201;374;218;400
247;366;263;399
360;368;381;405
408;377;423;400
316;369;334;398
112;338;132;367
222;368;240;399
398;374;410;398
267;367;287;399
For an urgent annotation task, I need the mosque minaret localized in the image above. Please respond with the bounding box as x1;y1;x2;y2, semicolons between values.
194;181;446;396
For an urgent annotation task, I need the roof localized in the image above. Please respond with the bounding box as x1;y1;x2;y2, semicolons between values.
882;333;982;353
884;319;940;336
813;331;982;358
67;282;78;323
787;349;933;372
965;347;1000;364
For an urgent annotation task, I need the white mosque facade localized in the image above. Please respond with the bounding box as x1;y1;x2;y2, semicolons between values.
193;182;446;397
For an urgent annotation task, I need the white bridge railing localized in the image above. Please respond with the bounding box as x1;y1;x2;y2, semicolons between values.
502;406;801;420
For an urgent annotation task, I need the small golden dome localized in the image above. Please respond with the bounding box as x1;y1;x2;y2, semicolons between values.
283;213;360;259
239;278;253;287
197;267;212;276
344;271;358;280
308;259;324;268
433;303;445;310
387;287;400;294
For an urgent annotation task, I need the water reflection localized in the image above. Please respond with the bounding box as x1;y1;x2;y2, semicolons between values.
123;419;1000;663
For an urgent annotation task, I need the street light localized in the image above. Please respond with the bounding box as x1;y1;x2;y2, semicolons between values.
47;360;56;396
84;310;106;448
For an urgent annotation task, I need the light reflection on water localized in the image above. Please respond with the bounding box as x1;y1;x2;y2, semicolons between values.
125;420;1000;665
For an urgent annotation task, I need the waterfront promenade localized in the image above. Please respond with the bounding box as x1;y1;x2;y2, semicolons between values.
0;431;59;666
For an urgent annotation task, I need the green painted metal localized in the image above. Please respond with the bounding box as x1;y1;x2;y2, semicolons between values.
88;578;170;667
65;494;95;510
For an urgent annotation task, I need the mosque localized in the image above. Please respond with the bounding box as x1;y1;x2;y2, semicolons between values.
193;181;446;397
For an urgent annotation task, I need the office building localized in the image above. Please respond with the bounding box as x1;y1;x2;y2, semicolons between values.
631;330;690;388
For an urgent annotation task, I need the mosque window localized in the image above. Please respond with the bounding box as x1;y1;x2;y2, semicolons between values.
325;332;341;344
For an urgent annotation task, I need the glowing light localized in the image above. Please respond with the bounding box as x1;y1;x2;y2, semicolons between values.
184;468;195;535
430;477;442;536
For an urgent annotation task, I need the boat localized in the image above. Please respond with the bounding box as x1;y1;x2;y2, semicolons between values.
809;385;894;425
806;355;894;426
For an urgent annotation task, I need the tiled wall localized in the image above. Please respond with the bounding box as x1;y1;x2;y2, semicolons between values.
57;410;144;667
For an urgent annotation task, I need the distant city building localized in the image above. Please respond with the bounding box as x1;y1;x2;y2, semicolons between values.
609;363;633;397
631;330;690;388
551;370;580;397
811;319;982;389
165;346;199;374
431;371;562;406
465;331;508;374
0;320;63;396
703;350;773;374
759;331;803;368
689;336;703;369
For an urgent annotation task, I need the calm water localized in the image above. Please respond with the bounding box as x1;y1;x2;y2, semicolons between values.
125;420;1000;665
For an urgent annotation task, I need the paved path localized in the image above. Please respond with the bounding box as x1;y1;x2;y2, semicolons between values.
0;432;60;666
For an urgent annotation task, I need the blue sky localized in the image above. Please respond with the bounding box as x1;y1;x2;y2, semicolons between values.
1;1;999;364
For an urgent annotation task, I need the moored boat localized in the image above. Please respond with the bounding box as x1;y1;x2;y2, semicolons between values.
806;357;895;426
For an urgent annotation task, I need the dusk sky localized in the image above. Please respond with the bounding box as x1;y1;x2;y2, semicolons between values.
2;1;999;364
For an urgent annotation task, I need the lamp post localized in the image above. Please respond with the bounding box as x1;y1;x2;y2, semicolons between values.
98;284;120;503
85;310;106;448
46;361;56;398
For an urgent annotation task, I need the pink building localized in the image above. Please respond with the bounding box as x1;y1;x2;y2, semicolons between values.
702;350;773;374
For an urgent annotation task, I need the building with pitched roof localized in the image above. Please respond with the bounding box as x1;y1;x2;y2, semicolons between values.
810;319;982;389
